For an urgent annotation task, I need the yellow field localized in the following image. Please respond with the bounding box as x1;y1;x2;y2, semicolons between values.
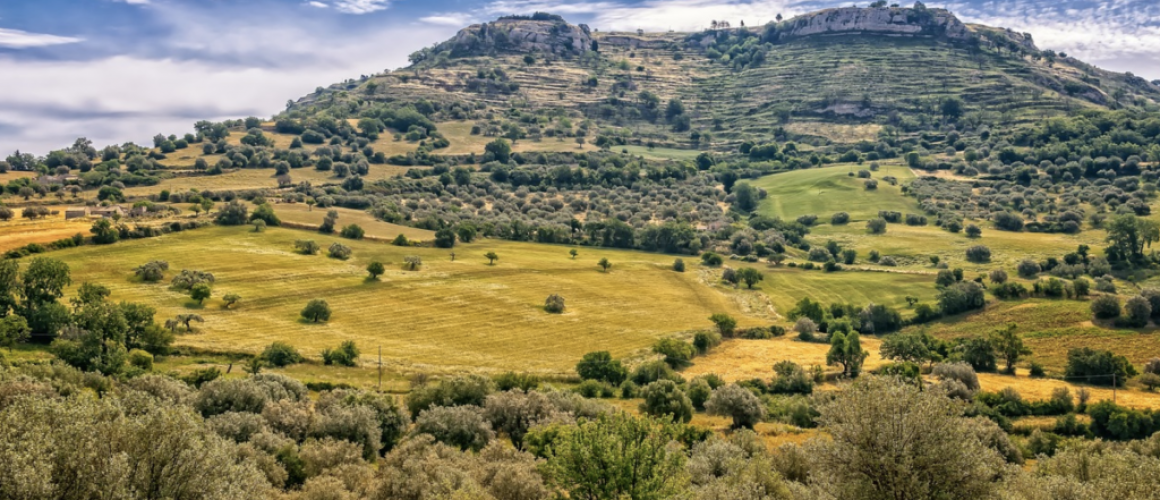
686;337;1160;409
47;224;771;376
0;212;93;252
271;204;435;241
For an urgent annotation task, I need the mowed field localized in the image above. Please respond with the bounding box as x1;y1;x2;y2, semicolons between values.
754;165;1107;273
686;337;1160;410
0;212;93;253
45;224;774;375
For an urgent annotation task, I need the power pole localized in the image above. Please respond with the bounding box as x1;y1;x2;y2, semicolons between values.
378;346;383;393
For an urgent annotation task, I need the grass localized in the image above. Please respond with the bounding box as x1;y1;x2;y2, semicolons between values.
272;204;434;241
122;164;411;197
759;267;938;315
753;164;917;222
0;212;93;253
44;224;771;376
618;145;704;161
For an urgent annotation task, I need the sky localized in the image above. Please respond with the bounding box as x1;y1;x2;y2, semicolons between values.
1;0;1158;154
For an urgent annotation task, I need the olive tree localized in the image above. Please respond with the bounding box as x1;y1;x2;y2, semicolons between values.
639;380;693;423
301;299;331;323
704;384;766;429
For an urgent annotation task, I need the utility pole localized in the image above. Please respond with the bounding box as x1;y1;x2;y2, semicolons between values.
378;346;383;393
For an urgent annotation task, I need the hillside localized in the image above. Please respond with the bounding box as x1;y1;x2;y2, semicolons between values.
288;7;1160;150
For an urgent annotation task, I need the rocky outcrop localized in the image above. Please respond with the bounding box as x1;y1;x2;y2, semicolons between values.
445;17;593;57
769;7;972;42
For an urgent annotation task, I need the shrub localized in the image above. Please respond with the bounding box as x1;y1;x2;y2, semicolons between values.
866;218;887;234
701;252;724;266
937;281;986;315
653;338;696;369
807;248;831;262
339;224;365;240
705;384;766;429
965;245;991;263
770;361;814;394
321;341;359;367
327;243;351;260
989;269;1009;284
831;212;850;225
693;331;722;354
1123;295;1151;327
708;313;737;337
672;259;685;272
630;360;679;386
544;294;565;313
687;377;712;410
576;351;627;385
1016;259;1040;278
134;260;169;282
294;240;320;255
404;375;494;419
128;349;154;371
414;406;494;451
794;318;817;341
262;342;304;367
932;362;979;391
639;380;693;423
1065;348;1136;387
1090;294;1121;320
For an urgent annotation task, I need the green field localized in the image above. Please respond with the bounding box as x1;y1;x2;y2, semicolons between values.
46;224;776;376
754;164;917;221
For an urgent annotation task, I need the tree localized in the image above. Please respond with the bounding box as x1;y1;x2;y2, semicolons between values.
222;293;241;309
0;314;30;351
652;338;695;369
403;255;422;271
598;258;611;272
319;210;338;234
261;341;303;367
965;245;991;263
736;267;763;289
215;200;249;225
988;324;1030;374
1123;295;1152;328
867;218;887;234
881;331;944;366
705;383;766;429
249;203;280;226
434;227;456;248
367;261;385;280
576;351;627;385
91;218;119;244
189;283;212;305
938;281;986;315
827;331;869;377
958;337;997;372
541;412;686;500
322;340;359;366
176;313;204;332
940;96;964;120
1091;294;1121;320
251;219;266;232
639;379;693;423
485;138;512;163
1065;347;1137;387
134;260;169;282
484;251;498;265
301;299;331;323
1105;213;1159;265
569;248;578;259
809;377;1008;500
328;243;351;260
733;182;759;212
709;313;737;337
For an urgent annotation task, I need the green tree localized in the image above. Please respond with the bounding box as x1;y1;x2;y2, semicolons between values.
827;331;869;377
0;314;30;351
598;258;611;272
708;313;737;337
367;261;385;279
91;218;119;244
214;200;249;225
542;412;688;500
704;383;767;429
576;351;627;385
434;227;456;248
988;323;1030;374
484;251;498;265
222;293;241;309
736;267;763;289
569;248;578;259
189;283;212;305
733;182;759;212
301;299;331;323
485;138;512;163
1105;213;1159;265
639;380;693;423
19;257;71;335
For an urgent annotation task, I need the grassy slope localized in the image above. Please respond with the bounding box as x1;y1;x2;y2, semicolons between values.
47;225;772;375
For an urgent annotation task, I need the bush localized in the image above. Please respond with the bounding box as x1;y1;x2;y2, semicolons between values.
339;224;365;240
1123;295;1152;327
1016;259;1040;278
134;260;169;282
576;351;627;385
404;375;494;419
639;380;693;423
965;245;991;263
544;294;565;313
128;349;154;371
672;259;685;272
294;240;320;255
708;313;737;337
327;243;351;260
937;281;986;315
321;341;359;367
1090;294;1121;320
770;361;814;394
831;212;850;225
705;384;766;429
262;342;304;367
575;379;614;398
932;362;979;391
653;338;695;369
866;218;887;234
630;360;679;386
687;377;712;410
693;331;722;354
701;252;724;266
413;405;494;451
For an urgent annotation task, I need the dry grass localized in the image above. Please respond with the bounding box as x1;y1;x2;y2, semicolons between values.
271;204;435;241
47;224;769;376
784;122;883;143
0;213;92;252
122;164;411;197
683;337;890;381
975;371;1160;410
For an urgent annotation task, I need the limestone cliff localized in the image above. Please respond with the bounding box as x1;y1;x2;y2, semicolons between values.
444;15;592;57
769;7;972;41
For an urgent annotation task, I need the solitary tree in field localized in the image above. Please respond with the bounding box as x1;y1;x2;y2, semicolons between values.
222;293;241;309
301;299;331;323
569;248;578;259
598;258;611;272
176;314;204;332
190;283;212;305
404;255;422;271
367;261;385;280
989;323;1030;374
736;267;763;289
484;251;499;265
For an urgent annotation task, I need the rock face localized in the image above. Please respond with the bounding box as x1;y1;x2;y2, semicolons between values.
447;17;593;57
771;7;971;41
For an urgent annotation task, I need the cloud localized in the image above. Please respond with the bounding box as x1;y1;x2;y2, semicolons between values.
116;0;152;4
419;13;478;26
307;1;329;8
319;0;392;15
425;0;807;32
0;28;83;49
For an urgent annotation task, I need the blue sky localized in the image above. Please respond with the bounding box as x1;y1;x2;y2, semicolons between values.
1;0;1158;154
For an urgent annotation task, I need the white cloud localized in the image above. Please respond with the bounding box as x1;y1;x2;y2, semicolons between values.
420;13;478;26
327;0;392;15
0;28;82;49
307;1;329;8
426;0;804;32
